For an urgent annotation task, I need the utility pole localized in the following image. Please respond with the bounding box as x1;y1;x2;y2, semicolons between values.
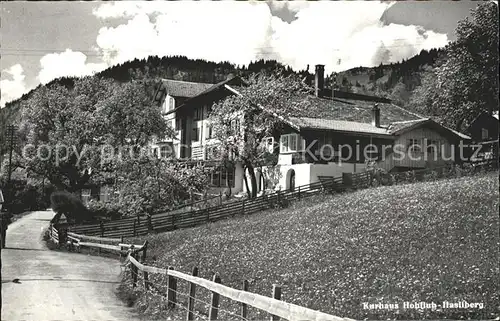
6;125;16;212
1;125;16;314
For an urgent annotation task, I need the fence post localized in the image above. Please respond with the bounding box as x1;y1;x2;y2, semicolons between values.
208;274;221;320
141;241;149;290
167;267;177;309
219;191;222;205
119;236;124;259
133;220;137;237
141;241;148;263
147;214;153;232
100;221;104;237
241;280;249;319
342;172;353;188
298;185;301;199
186;266;199;321
131;247;138;288
242;200;246;216
270;285;282;321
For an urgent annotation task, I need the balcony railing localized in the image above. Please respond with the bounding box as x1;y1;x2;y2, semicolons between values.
191;145;204;160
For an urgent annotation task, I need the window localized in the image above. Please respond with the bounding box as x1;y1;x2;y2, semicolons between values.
160;144;173;158
280;133;304;153
100;186;110;202
425;139;440;154
482;128;489;140
206;146;217;160
407;138;422;153
230;119;240;135
192;125;200;142
175;119;182;131
221;170;228;187
227;169;235;187
206;123;213;139
211;170;220;186
81;189;91;205
262;137;275;153
210;167;235;188
168;97;175;111
162;96;175;114
194;107;202;120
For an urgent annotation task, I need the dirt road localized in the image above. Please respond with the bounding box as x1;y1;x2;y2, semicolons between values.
1;210;141;321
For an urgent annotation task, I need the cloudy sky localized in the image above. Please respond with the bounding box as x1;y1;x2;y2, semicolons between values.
0;1;479;107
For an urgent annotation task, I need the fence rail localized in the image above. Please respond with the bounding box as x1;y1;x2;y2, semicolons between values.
48;224;59;244
124;249;354;321
58;160;498;239
62;231;145;257
47;227;353;321
62;175;347;238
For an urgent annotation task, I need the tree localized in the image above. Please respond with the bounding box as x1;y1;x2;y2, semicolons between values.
408;66;440;116
114;157;209;217
210;73;311;198
17;77;169;193
431;2;499;130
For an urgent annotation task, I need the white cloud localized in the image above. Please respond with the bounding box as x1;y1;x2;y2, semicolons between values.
38;49;108;85
92;1;449;74
95;2;272;67
1;64;27;107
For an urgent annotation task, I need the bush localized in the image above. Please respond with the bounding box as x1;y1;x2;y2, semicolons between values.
85;199;122;221
50;191;95;224
0;179;53;214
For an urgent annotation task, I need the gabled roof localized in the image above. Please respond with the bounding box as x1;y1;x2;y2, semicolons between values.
467;111;500;130
285;95;422;125
387;118;470;140
153;79;214;105
387;118;431;134
289;117;392;137
160;79;214;98
164;76;245;116
289;116;471;140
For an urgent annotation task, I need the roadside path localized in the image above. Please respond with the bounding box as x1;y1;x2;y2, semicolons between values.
1;210;141;321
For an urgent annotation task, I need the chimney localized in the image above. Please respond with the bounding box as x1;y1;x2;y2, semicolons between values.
315;64;325;97
372;103;381;128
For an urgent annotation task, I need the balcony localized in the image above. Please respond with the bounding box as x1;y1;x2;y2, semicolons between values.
191;145;204;160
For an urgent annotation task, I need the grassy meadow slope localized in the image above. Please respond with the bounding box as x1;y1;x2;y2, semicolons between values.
125;173;499;320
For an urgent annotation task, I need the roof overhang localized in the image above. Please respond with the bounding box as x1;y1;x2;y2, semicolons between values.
297;127;396;139
164;76;244;116
392;118;471;140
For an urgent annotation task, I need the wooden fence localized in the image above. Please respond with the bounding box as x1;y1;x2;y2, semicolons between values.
64;231;144;257
60;175;346;238
48;229;353;321
58;160;498;239
123;246;354;321
48;223;59;244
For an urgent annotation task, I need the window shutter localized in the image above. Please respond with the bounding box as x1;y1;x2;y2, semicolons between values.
280;135;287;153
290;134;297;151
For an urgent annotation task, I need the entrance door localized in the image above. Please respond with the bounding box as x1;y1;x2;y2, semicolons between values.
289;170;295;192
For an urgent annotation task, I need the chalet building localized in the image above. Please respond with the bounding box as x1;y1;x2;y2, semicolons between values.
151;76;246;194
152;65;471;195
465;111;499;160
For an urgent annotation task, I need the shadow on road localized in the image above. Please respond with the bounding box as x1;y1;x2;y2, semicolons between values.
2;278;121;284
4;247;48;252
